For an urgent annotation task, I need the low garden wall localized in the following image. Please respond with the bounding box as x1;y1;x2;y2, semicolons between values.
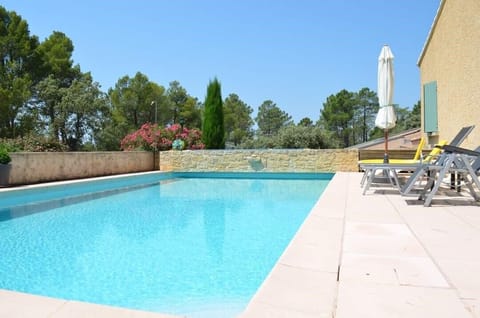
8;151;155;186
159;149;359;172
5;149;359;186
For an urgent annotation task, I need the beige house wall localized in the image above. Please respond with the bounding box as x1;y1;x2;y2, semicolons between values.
159;149;359;173
8;151;154;185
418;0;480;149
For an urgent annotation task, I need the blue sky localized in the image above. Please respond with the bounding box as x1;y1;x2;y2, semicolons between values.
3;0;440;123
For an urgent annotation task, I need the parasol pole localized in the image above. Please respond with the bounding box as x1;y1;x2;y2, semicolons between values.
383;102;390;163
384;128;389;163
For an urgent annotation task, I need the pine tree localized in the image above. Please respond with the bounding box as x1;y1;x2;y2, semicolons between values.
202;78;225;149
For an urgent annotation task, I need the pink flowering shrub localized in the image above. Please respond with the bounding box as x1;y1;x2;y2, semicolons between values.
120;123;204;151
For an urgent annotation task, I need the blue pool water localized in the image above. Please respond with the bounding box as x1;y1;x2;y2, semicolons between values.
0;173;331;317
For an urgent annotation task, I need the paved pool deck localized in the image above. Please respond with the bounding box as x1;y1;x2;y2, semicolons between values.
1;172;479;317
241;172;480;318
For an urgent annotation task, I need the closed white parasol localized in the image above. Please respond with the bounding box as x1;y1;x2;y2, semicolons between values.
375;45;396;162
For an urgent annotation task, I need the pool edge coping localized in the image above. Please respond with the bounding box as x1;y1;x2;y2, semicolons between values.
238;172;346;317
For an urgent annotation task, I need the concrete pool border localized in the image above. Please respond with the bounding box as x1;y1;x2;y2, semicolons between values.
239;171;347;317
1;171;479;317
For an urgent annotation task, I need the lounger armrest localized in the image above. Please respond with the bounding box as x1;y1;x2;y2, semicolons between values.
442;145;480;157
358;163;425;169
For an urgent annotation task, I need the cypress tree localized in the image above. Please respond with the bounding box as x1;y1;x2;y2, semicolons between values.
202;78;225;149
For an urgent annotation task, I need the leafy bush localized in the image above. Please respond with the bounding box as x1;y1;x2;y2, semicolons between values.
0;148;11;164
238;126;339;149
276;126;338;149
121;123;204;151
0;136;68;152
239;135;280;149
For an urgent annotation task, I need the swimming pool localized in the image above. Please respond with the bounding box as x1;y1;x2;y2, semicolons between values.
0;172;332;317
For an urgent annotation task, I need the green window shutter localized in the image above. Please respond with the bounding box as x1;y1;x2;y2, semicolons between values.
424;81;438;133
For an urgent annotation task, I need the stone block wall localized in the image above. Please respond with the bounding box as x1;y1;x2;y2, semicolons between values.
159;149;358;172
4;149;358;186
8;151;154;185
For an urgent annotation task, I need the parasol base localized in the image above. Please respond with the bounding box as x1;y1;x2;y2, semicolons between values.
383;153;389;163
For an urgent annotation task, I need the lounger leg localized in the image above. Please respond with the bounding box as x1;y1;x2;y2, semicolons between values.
360;169;369;186
463;155;480;190
363;168;377;195
424;156;455;207
463;175;480;201
401;166;428;195
461;154;480;201
418;170;438;201
389;169;402;191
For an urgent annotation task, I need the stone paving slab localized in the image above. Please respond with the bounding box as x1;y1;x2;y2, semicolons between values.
340;253;449;287
0;290;182;318
342;172;480;318
0;290;67;318
243;264;338;316
336;281;471;318
54;300;182;318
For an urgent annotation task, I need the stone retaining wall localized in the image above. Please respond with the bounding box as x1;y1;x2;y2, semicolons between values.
5;149;359;186
159;149;358;172
8;151;154;185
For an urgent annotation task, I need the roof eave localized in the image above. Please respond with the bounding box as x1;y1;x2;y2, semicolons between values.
417;0;446;67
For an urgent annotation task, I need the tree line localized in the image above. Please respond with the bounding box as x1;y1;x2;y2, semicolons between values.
0;6;420;151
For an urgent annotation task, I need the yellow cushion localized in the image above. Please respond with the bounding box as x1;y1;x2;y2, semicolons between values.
413;137;426;161
423;139;447;162
359;139;448;164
